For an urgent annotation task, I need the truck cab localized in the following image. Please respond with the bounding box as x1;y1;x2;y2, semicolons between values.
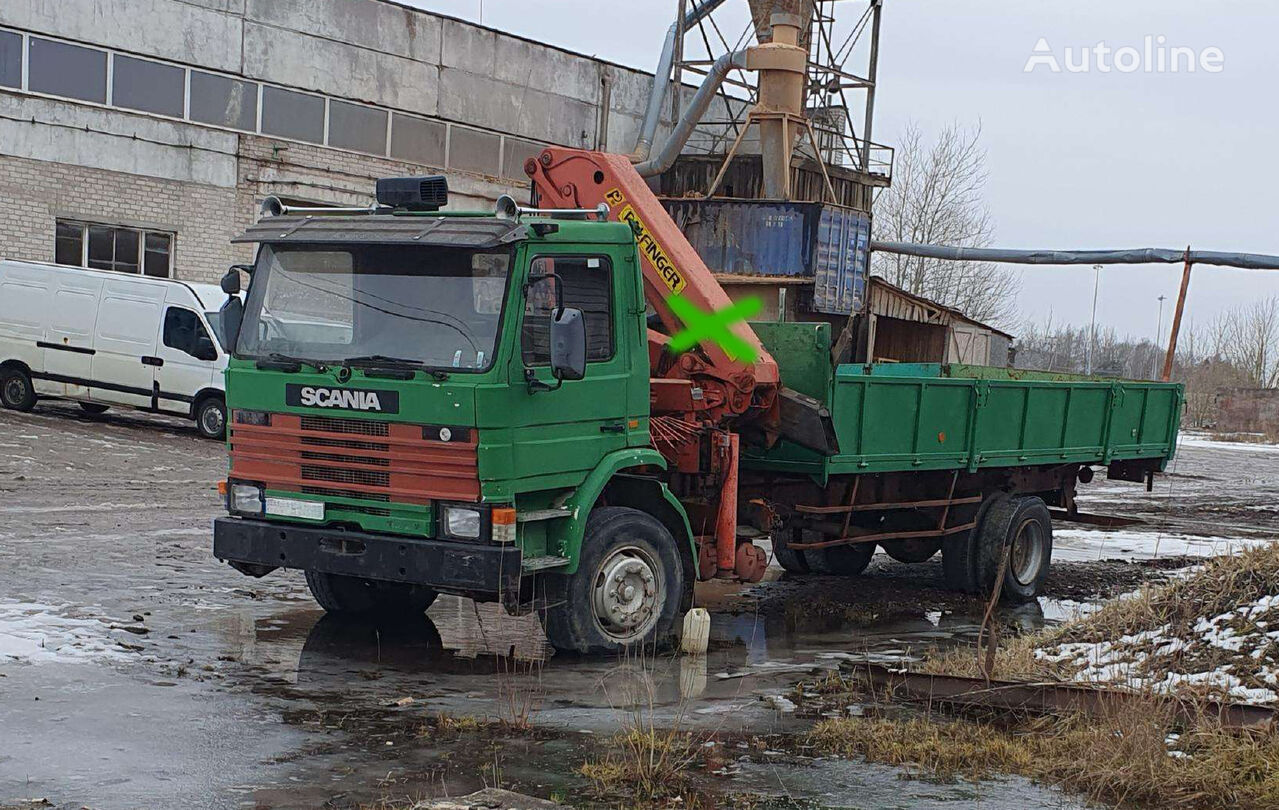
213;182;698;654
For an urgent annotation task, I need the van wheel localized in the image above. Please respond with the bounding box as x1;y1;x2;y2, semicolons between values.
1;367;36;412
540;507;684;654
304;571;438;617
79;402;109;415
195;396;226;439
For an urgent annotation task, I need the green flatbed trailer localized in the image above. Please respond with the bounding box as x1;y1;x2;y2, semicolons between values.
737;321;1182;597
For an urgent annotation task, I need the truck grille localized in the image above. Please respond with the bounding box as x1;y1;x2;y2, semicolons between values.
230;413;480;504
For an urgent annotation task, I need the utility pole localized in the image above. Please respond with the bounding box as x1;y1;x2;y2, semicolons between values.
1154;294;1166;380
1086;264;1101;376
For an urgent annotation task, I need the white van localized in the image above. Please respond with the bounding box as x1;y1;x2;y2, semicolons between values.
0;260;235;439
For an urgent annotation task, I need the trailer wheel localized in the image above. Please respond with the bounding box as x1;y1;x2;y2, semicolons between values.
974;496;1053;602
808;542;875;576
881;538;941;564
1;367;37;412
304;571;438;617
540;506;684;654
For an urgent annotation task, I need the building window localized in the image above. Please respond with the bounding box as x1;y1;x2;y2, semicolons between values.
261;86;324;144
113;55;185;117
54;220;173;278
328;100;387;155
522;256;614;366
28;38;107;103
189;71;258;131
0;30;20;89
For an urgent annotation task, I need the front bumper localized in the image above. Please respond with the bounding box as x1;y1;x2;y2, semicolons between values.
214;517;522;599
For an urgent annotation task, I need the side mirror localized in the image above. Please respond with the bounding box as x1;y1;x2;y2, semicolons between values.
549;307;586;381
219;296;244;355
221;267;246;295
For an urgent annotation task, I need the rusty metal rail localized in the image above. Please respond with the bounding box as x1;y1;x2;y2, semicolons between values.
850;663;1278;731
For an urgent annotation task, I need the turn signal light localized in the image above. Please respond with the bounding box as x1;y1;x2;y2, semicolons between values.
492;507;517;544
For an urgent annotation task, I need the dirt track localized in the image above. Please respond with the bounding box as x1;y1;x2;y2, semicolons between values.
2;403;1271;808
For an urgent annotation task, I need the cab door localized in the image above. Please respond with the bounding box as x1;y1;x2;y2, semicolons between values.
508;251;632;482
153;304;218;414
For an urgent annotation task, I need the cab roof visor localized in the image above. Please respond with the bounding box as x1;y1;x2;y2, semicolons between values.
232;216;529;249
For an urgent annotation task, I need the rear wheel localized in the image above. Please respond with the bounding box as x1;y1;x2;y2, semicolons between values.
79;402;109;415
942;494;1052;601
541;506;685;654
304;571;438;617
195;395;226;440
808;541;875;576
1;367;36;412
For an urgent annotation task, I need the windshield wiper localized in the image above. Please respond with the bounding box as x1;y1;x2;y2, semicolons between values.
255;352;327;373
343;355;449;380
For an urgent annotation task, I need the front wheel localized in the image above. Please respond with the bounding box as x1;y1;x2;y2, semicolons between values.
304;571;438;617
195;395;226;440
1;367;37;412
540;506;685;654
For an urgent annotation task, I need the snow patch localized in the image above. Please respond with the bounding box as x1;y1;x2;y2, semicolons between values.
0;600;133;665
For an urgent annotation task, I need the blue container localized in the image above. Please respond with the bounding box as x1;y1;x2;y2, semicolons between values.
659;198;870;315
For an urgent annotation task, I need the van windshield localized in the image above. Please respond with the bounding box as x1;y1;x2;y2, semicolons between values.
236;244;512;371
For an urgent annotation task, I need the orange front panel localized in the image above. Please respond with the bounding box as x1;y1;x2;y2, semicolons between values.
230;414;481;504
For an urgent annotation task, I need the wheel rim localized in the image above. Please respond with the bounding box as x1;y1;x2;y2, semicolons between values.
4;376;27;405
591;545;663;642
1010;518;1045;586
200;402;225;436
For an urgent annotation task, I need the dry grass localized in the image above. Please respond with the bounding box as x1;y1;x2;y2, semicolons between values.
809;698;1279;810
579;726;704;800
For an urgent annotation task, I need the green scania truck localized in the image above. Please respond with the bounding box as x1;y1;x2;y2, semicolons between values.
212;161;1181;654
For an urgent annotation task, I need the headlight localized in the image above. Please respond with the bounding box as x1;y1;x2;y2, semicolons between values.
234;410;271;426
443;506;482;539
229;482;264;516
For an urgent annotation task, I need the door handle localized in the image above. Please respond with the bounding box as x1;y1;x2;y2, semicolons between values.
141;356;164;367
600;423;626;434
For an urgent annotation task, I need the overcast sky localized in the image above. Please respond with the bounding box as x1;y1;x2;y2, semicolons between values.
403;0;1279;341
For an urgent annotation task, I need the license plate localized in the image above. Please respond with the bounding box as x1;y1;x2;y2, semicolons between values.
265;497;325;520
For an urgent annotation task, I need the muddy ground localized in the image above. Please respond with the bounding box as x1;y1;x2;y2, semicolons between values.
2;404;1276;809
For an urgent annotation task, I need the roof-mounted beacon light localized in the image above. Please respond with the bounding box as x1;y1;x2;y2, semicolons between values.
494;194;609;222
376;175;449;211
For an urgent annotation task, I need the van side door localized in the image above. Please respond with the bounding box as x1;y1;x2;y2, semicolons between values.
153;304;218;414
42;272;103;398
90;281;162;408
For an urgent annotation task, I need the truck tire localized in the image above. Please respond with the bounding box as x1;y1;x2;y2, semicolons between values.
1;367;37;412
304;571;438;617
882;538;941;564
772;528;811;574
808;542;874;576
540;506;685;654
974;495;1053;602
942;493;1007;594
79;402;109;415
195;395;227;440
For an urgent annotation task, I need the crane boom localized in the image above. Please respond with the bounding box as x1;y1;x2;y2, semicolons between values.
526;147;780;426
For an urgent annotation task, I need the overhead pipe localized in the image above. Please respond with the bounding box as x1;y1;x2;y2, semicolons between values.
870;241;1279;270
631;0;731;163
635;48;749;177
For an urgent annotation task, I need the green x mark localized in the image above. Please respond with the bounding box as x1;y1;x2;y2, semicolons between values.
665;293;762;363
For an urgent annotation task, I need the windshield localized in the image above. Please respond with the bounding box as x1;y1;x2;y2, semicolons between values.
236;244;512;370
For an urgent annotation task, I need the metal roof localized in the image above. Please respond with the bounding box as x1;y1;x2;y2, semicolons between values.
233;215;529;249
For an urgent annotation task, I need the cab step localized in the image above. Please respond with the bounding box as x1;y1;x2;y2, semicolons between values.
522;555;570;572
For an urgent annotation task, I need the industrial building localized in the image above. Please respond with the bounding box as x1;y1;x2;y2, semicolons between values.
0;0;889;293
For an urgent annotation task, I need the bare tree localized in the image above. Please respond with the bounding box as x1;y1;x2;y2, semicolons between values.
1209;297;1279;388
873;121;1021;327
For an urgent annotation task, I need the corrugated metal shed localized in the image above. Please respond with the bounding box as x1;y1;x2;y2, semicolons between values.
866;276;1014;366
